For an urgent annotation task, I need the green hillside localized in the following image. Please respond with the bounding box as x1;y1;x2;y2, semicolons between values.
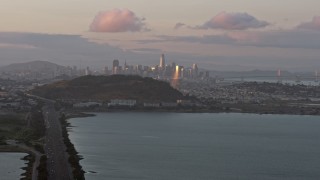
31;75;183;102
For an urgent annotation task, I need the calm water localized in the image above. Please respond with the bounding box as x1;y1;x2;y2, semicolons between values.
0;153;27;180
68;113;320;180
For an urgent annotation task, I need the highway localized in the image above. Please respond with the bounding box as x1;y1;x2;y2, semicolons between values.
42;101;73;180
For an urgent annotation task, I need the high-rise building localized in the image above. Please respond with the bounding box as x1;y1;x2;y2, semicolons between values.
113;59;119;68
103;66;109;75
277;69;282;83
160;54;166;69
124;60;127;69
171;62;176;73
175;65;183;79
192;63;198;78
112;59;120;74
205;71;210;79
181;67;185;79
85;67;91;76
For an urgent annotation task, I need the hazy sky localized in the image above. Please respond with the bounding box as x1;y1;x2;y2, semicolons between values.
0;0;320;71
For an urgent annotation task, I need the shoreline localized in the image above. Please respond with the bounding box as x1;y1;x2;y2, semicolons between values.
65;108;320;117
60;113;86;180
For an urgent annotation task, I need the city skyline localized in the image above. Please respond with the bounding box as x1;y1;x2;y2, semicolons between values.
0;1;320;71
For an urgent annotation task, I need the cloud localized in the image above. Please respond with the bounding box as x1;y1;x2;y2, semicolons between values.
0;43;37;49
227;31;320;49
156;35;235;44
135;38;166;44
141;30;320;49
297;16;320;31
130;48;163;54
90;9;149;33
196;12;269;30
174;23;186;30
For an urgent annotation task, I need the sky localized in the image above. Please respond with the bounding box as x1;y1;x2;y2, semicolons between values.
0;0;320;71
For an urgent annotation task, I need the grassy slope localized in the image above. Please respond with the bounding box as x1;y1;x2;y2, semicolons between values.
31;75;183;102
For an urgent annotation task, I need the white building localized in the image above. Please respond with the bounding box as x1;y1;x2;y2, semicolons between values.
108;99;137;107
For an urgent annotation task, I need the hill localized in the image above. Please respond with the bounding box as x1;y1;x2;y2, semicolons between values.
0;61;70;80
0;60;67;73
30;75;184;102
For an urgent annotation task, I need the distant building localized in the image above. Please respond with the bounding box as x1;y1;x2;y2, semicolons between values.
112;59;120;74
144;102;160;108
177;99;194;106
0;91;8;97
73;102;102;108
205;71;210;79
103;66;109;75
0;102;21;109
27;99;38;106
175;65;184;79
108;99;136;107
171;62;176;73
192;64;198;78
160;54;166;70
161;102;178;107
85;67;91;75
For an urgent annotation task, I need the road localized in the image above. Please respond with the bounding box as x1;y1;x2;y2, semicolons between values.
42;102;73;180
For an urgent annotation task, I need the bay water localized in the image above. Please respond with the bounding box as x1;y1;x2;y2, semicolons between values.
68;113;320;180
0;153;27;180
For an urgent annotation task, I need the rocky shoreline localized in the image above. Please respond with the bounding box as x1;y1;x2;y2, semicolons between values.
60;113;87;180
66;106;320;116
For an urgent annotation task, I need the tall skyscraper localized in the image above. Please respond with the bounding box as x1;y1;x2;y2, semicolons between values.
113;59;119;68
112;59;119;74
175;65;183;79
192;63;198;78
160;54;165;69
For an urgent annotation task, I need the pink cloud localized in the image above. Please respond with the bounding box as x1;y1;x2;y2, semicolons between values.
297;16;320;31
198;12;269;30
90;9;148;33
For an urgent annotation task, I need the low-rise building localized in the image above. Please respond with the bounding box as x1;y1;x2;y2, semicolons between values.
108;99;137;107
143;103;160;108
73;102;102;108
161;102;178;107
177;100;194;106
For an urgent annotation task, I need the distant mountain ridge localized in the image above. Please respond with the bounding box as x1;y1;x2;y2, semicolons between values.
0;60;67;73
0;60;72;80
